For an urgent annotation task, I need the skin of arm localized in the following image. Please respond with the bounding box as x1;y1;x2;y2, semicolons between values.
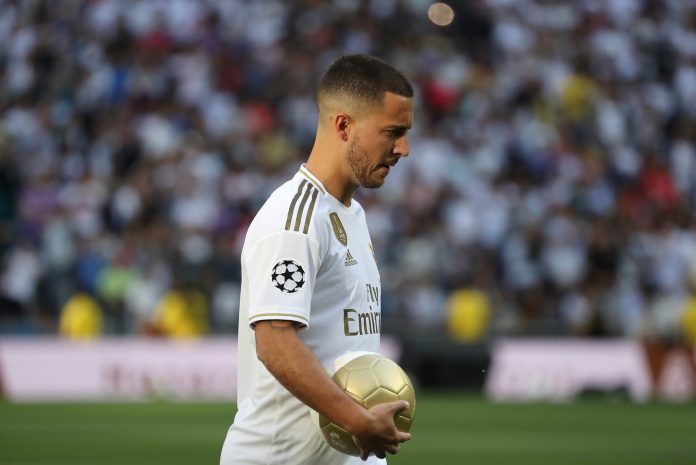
254;319;412;460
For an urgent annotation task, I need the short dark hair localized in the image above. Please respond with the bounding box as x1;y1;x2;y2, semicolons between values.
317;54;413;114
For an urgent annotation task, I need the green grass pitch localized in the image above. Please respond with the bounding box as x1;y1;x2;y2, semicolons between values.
1;393;695;465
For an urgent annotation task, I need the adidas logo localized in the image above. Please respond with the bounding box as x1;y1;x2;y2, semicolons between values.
344;249;358;267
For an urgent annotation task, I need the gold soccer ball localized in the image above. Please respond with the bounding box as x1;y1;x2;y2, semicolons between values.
318;352;416;456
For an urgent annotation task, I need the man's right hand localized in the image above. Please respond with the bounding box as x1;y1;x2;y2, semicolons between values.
351;400;412;461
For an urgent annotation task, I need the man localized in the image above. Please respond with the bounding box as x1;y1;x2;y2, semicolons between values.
221;54;414;465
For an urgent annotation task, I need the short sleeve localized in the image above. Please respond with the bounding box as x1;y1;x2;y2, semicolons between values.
246;230;322;328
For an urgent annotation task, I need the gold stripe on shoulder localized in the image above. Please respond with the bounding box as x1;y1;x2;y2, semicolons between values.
303;189;319;234
286;180;307;230
300;167;326;195
294;184;315;232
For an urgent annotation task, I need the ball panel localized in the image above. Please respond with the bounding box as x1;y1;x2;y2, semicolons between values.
344;389;366;408
320;422;360;456
397;384;416;405
344;367;380;400
394;413;412;432
372;358;408;394
333;366;350;390
363;387;399;408
345;354;380;370
318;413;331;428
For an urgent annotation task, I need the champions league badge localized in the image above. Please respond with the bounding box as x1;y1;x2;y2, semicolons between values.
271;260;306;293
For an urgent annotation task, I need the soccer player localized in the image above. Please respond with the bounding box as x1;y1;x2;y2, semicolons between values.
220;54;414;464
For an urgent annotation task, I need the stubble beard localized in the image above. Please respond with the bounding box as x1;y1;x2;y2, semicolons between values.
347;136;383;189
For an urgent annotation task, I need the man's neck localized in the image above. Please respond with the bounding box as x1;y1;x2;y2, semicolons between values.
305;151;357;207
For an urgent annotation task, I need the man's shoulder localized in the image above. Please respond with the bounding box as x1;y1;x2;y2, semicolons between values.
251;173;333;240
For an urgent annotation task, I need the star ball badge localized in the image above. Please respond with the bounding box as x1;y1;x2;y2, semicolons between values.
271;259;306;293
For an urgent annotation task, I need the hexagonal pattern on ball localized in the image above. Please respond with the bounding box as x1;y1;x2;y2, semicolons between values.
372;358;408;394
344;368;380;406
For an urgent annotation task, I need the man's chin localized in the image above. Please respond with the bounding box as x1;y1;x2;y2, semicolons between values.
360;177;385;189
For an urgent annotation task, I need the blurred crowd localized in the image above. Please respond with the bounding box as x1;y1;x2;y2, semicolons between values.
1;0;696;345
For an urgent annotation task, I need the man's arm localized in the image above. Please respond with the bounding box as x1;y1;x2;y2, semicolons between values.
255;319;411;460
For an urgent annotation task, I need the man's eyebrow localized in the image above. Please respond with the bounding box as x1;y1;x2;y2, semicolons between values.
383;124;411;131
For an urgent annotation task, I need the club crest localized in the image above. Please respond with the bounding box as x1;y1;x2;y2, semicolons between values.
329;213;348;246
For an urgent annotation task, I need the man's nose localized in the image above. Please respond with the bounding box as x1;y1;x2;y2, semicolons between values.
394;136;409;157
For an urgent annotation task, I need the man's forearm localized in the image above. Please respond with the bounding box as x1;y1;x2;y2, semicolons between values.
254;320;368;434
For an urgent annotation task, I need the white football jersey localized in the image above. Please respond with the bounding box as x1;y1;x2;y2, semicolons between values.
221;165;386;465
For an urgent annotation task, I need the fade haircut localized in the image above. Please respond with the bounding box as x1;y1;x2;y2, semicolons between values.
317;54;413;120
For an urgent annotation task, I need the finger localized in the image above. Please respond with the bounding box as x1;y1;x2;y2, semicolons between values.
386;444;400;455
388;400;410;414
376;451;387;459
397;432;412;442
360;449;369;461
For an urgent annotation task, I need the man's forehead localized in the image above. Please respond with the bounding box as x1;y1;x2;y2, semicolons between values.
320;91;412;124
384;91;412;106
381;92;413;124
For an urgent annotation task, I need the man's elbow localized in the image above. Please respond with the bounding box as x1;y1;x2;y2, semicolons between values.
254;325;271;365
255;338;270;366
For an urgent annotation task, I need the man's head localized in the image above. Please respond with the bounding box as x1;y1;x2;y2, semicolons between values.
317;54;413;120
316;55;414;189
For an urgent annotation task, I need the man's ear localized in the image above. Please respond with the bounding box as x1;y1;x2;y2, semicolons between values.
334;113;351;142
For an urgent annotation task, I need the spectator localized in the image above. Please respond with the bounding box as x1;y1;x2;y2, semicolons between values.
446;284;491;343
59;291;103;340
151;283;208;339
0;0;694;345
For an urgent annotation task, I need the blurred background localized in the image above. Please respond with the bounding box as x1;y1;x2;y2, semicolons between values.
1;0;696;464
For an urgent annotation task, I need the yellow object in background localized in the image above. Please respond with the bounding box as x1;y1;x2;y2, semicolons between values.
59;292;103;340
681;297;696;345
153;288;208;339
561;73;596;122
446;288;490;342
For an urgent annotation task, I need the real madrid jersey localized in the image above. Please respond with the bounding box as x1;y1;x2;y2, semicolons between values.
222;165;385;465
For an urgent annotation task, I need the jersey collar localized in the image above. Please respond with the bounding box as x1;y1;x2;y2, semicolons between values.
299;164;327;195
297;164;360;215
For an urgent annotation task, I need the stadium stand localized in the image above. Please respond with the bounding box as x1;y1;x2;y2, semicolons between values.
0;0;695;353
